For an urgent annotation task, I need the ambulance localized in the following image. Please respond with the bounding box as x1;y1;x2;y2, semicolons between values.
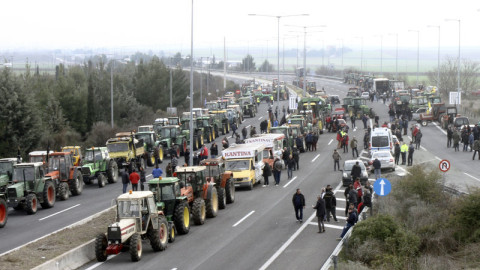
245;134;284;168
222;143;265;190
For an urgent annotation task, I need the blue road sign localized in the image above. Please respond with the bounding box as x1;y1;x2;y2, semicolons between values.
373;178;391;196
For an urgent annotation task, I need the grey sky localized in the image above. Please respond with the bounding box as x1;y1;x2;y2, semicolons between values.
2;0;480;54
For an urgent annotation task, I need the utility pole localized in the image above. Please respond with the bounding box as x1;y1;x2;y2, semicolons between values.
223;37;226;91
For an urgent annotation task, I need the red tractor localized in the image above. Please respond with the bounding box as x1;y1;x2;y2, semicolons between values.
46;152;83;200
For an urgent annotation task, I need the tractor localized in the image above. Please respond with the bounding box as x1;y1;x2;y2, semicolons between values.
46;152;83;200
175;166;218;225
196;116;216;142
135;130;164;166
159;125;189;155
180;118;205;151
0;158;19;228
61;146;82;166
200;158;235;209
209;110;231;135
237;97;256;118
148;177;190;235
95;191;169;262
349;97;371;118
7;162;56;215
81;147;118;188
106;132;147;173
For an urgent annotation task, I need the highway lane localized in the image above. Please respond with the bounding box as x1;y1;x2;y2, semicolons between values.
0;82;278;255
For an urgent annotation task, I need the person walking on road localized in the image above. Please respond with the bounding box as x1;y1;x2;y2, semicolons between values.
469;132;474;152
350;136;359;158
447;127;453;148
129;169;140;191
152;164;163;179
415;129;422;150
408;141;415;166
184;148;190;166
313;195;326;233
400;142;408;165
287;155;295;180
453;130;460;152
273;158;282;186
473;139;480;160
332;149;341;171
139;167;146;191
121;170;130;193
373;157;381;179
210;142;218;159
323;185;338;222
350;161;362;183
394;142;401;165
351;114;356;129
262;161;272;187
242;126;247;140
348;183;358;209
292;147;300;171
292;189;306;222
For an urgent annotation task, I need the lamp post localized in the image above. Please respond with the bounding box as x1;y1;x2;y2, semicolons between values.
388;33;398;79
354;36;363;72
249;13;309;105
189;0;194;166
445;19;461;104
408;30;420;86
427;25;440;93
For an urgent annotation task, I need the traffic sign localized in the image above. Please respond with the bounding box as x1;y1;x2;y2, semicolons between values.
373;178;391;196
439;159;450;172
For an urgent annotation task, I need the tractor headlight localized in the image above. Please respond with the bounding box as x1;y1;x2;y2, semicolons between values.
110;227;118;232
343;173;347;178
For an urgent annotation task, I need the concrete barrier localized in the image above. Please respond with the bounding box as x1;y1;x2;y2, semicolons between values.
32;240;95;270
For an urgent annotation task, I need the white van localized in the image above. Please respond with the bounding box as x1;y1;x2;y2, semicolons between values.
222;143;265;190
369;127;393;154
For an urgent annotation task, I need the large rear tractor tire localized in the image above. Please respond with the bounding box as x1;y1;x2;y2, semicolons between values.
173;201;190;235
70;170;83;196
225;178;235;204
158;147;164;164
57;181;70;201
129;233;142;262
41;181;56;209
149;216;168;252
25;194;38;215
107;160;118;183
95;233;108;262
147;152;155;167
192;197;206;225
0;198;8;228
206;187;218;218
217;187;226;210
97;174;106;188
174;145;181;158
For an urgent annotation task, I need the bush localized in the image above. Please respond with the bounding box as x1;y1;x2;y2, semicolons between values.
84;122;118;148
451;189;480;242
395;165;444;204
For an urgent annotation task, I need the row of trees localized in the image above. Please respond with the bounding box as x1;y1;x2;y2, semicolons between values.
0;53;238;158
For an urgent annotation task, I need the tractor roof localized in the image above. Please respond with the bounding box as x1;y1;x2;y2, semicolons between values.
49;152;71;157
162;125;181;129
148;177;179;185
245;134;285;148
199;157;224;166
86;147;107;152
62;146;81;150
14;162;43;168
117;191;154;200
0;158;18;163
116;132;134;137
222;143;265;159
29;150;53;156
176;166;206;173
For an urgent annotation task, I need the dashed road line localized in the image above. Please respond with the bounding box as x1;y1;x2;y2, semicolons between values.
246;125;251;128
258;116;263;120
146;174;152;178
233;210;255;227
433;122;448;135
39;204;80;221
311;154;320;162
464;173;480;182
283;176;298;188
308;222;344;230
328;139;333;145
434;156;442;161
420;146;427;151
336;197;346;201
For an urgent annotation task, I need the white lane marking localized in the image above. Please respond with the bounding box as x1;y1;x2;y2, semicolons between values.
258;117;263;120
336;197;346;201
259;182;343;270
146;174;152;178
335;189;345;193
39;204;80;221
85;254;119;270
336;216;347;220
396;166;412;175
228;136;232;139
328;139;333;145
420;146;427;151
233;210;255;227
408;136;412;140
246;125;251;128
433;122;448;135
464;173;480;182
308;222;344;230
434;156;442;161
311;154;320;162
283;176;298;188
335;207;345;211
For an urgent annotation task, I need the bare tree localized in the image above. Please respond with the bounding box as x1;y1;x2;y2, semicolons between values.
427;57;479;97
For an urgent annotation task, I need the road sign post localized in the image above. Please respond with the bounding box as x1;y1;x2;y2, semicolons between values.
373;178;391;196
438;159;450;172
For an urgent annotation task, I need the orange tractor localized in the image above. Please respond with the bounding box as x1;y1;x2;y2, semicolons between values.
46;152;83;200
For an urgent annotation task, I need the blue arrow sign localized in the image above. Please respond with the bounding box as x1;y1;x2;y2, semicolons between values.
373;178;391;196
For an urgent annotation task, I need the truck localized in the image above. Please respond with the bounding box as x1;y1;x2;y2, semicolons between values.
81;147;118;188
222;143;265;190
61;146;83;166
372;78;390;96
95;191;169;262
106;132;147;172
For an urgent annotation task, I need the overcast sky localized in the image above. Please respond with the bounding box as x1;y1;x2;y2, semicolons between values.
2;0;480;54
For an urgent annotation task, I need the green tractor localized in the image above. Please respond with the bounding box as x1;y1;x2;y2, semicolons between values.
7;162;56;215
135;131;164;166
196;116;216;143
200;158;235;209
81;147;119;188
148;177;190;235
159;125;189;156
238;97;256;118
180;119;204;151
348;98;371;118
0;158;19;228
209;110;230;135
409;96;428;112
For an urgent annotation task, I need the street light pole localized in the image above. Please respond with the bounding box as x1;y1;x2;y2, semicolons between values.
374;35;383;74
189;0;194;166
408;30;420;86
110;60;114;128
446;19;461;104
427;25;440;92
388;33;399;79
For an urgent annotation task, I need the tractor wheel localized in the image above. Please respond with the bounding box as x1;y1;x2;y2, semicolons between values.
149;215;168;252
214;126;219;138
225;178;235;204
205;187;218;218
217;187;226;210
222;125;226;135
147;152;155;167
95;233;108;262
211;128;216;140
13;204;24;211
107;160;118;183
70;170;83;196
192;197;206;225
129;233;142;262
168;223;176;243
173;201;190;235
208;131;212;143
181;140;187;156
97;174;106;188
200;134;204;146
57;182;70;201
193;136;198;150
421;120;428;127
158;147;164;164
174;145;181;158
83;176;92;185
41;181;56;209
0;198;8;228
25;194;38;215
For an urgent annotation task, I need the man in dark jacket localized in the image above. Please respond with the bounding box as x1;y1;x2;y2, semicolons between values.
242;126;247;140
262;162;272;187
313;195;326;233
339;205;357;239
121;170;130;193
447;127;453;148
348;184;358;209
273;158;282;186
287;155;295;180
407;141;415;166
292;189;306;222
373;157;381;179
210;142;218;158
394;142;401;165
323;185;338;222
292;147;300;171
350;161;362;182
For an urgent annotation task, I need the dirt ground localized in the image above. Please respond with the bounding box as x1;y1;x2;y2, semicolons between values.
0;208;116;270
